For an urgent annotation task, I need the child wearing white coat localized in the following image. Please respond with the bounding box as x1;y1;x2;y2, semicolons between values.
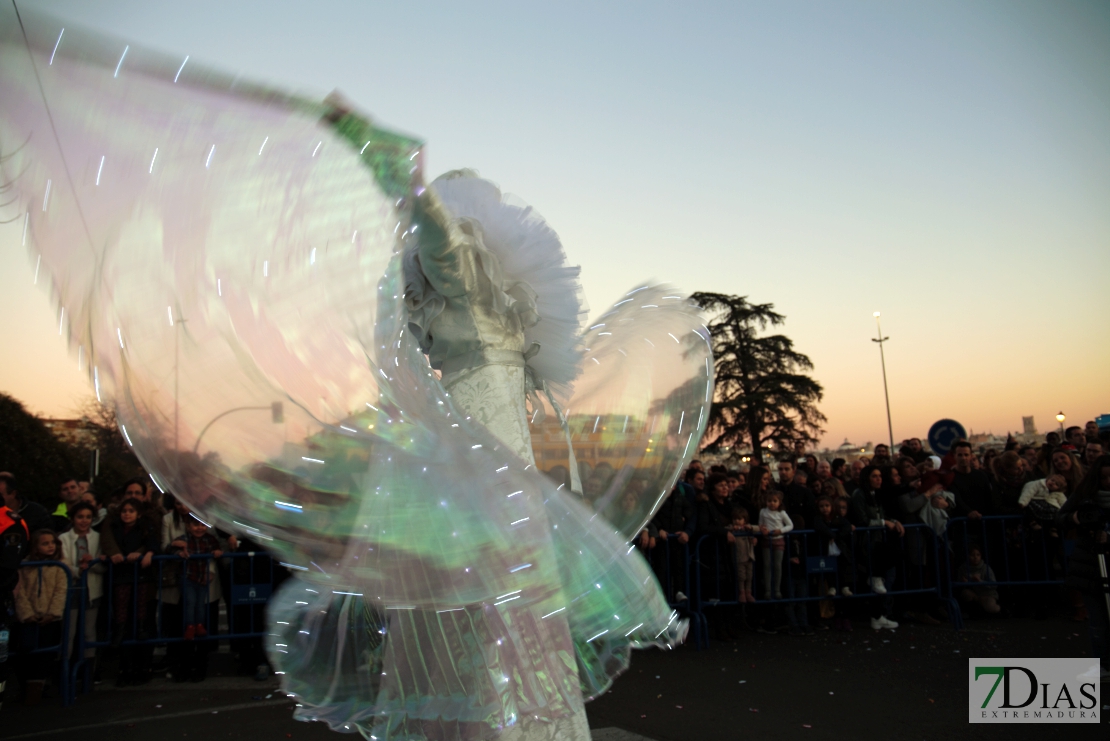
758;492;794;599
58;502;104;666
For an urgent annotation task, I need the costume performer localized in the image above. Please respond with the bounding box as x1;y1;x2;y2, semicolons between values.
0;8;713;739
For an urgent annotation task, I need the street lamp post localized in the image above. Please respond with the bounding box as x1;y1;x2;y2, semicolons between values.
1056;412;1065;438
872;312;894;453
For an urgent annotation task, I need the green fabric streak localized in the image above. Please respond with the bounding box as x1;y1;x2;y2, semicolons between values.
327;109;423;199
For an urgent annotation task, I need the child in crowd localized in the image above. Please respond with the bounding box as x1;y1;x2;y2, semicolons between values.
14;530;69;706
1018;474;1067;520
813;496;854;597
915;473;954;537
956;545;1000;616
175;515;223;640
730;508;757;602
758;492;793;599
784;535;813;635
59;503;104;669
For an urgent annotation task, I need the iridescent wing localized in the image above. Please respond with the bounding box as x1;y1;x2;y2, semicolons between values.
530;286;713;538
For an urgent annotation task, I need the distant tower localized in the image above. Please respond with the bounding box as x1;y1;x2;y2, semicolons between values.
1022;416;1037;437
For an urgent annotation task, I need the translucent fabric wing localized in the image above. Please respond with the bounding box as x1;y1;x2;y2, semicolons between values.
530;287;713;538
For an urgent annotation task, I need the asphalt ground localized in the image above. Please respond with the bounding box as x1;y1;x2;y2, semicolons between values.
2;613;1106;741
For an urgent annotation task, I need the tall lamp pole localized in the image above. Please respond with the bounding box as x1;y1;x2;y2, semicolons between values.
1056;412;1065;438
872;312;894;452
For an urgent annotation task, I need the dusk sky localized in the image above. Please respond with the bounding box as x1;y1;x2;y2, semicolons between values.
1;0;1107;449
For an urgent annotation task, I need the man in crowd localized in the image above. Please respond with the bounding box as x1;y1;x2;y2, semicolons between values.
51;476;83;532
0;472;52;534
847;458;866;492
1084;420;1099;439
901;437;929;464
1066;426;1086;456
814;460;833;486
1019;445;1040;474
872;443;892;466
651;482;696;602
1084;439;1104;469
680;467;705;504
949;441;993;519
776;459;816;529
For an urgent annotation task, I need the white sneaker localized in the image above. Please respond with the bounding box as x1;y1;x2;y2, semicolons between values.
827;587;837;597
870;616;898;630
674;591;688;602
841;586;853;597
869;577;887;595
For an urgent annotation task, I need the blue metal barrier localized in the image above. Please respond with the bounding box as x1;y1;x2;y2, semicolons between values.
8;561;75;705
942;514;1074;628
691;524;948;644
67;551;278;703
644;534;707;649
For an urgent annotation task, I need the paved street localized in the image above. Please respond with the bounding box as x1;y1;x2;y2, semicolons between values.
3;614;1106;740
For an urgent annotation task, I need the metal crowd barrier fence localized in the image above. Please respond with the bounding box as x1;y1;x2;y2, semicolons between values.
47;551;277;704
647;534;707;648
5;561;77;705
942;514;1071;629
681;524;951;645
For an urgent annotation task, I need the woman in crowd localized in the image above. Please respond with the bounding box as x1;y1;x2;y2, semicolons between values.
104;497;159;686
14;530;69;706
740;465;773;515
59;503;104;674
848;465;903;630
695;473;739;640
159;495;191;681
1049;448;1085;498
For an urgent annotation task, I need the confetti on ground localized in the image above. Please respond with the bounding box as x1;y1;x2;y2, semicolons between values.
155;704;162;708
738;680;747;684
829;692;834;695
676;705;683;709
928;699;935;703
803;724;812;728
641;715;647;718
749;708;759;713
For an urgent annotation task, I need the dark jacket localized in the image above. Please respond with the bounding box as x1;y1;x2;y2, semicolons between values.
651;489;695;537
813;514;852;557
694;496;732;538
948;470;994;518
778;481;816;531
108;519;159;584
848;488;890;528
1056;494;1108;594
15;500;52;536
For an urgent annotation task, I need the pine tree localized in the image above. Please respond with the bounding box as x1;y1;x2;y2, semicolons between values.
690;292;825;464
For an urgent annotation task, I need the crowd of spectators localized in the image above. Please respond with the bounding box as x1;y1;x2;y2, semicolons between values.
631;424;1109;674
1;421;1107;709
0;470;280;708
